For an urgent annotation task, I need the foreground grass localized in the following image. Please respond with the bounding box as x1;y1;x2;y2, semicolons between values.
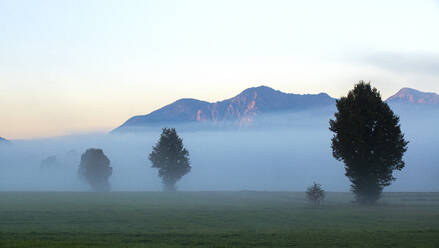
0;192;438;247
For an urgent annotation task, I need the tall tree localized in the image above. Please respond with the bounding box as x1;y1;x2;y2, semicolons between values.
329;81;408;204
78;148;112;192
149;128;191;191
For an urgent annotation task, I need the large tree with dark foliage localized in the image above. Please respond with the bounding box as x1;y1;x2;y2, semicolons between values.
149;128;191;191
329;81;408;204
78;148;112;192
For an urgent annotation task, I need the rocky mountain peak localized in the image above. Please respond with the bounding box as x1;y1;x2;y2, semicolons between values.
387;87;439;105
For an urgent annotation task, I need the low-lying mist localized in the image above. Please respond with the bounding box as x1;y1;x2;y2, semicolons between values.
0;108;438;192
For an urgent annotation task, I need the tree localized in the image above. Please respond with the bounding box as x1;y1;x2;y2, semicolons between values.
149;128;191;191
40;155;59;171
78;148;112;192
306;182;325;207
329;81;408;204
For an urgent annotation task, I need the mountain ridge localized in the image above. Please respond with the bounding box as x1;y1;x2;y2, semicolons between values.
113;86;439;133
112;86;335;133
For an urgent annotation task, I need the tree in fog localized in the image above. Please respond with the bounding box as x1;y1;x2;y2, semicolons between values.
149;128;191;191
78;148;112;192
306;182;325;207
329;81;408;204
40;155;59;170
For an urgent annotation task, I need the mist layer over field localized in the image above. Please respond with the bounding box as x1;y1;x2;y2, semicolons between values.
0;108;438;192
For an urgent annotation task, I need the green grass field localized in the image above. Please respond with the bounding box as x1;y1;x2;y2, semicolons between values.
1;192;439;247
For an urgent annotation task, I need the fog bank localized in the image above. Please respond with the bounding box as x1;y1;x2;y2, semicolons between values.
0;109;438;192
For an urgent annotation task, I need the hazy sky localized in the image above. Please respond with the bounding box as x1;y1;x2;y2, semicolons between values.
1;0;439;139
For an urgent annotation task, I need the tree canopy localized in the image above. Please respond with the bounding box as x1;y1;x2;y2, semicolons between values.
149;128;191;191
329;81;408;204
78;148;112;192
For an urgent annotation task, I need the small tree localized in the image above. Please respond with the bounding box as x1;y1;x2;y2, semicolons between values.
78;148;112;192
149;128;191;191
329;81;408;204
306;182;325;207
40;155;59;170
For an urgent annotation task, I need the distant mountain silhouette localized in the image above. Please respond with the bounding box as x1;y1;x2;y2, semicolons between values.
112;86;336;133
113;86;439;133
386;88;439;105
0;137;10;143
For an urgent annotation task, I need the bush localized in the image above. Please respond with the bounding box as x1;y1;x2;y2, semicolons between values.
306;182;325;207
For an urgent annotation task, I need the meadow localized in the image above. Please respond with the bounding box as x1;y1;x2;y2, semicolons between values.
1;191;439;247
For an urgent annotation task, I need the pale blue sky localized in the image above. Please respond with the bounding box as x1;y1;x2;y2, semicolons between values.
1;0;438;138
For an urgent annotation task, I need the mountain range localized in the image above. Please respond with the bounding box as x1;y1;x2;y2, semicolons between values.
112;86;439;133
0;137;9;143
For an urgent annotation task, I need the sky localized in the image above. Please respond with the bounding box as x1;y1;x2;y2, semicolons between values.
1;0;439;139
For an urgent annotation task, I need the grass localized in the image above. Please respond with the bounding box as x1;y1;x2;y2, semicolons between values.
1;191;439;247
